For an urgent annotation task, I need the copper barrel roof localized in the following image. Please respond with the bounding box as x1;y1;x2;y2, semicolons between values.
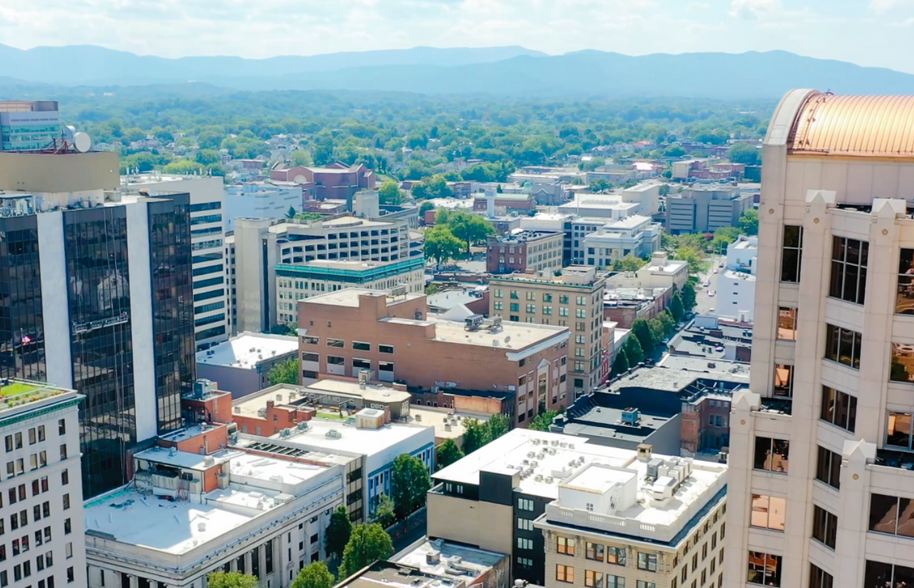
788;93;914;158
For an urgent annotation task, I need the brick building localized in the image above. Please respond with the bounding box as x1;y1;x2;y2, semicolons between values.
485;230;564;275
472;192;535;213
297;290;571;426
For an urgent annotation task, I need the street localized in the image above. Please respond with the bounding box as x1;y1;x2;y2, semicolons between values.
693;254;724;316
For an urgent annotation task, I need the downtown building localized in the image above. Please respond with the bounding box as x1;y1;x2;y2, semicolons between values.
0;151;195;498
725;91;914;588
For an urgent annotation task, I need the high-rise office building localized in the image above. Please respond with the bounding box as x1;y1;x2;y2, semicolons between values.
0;151;195;498
123;174;228;351
0;101;60;152
726;90;914;588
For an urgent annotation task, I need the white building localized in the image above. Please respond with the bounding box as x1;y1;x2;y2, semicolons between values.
124;174;229;350
717;236;758;322
559;194;641;221
224;182;303;231
580;216;662;269
726;90;914;588
85;445;344;588
275;258;425;325
0;381;84;588
196;332;299;397
606;251;690;291
226;216;420;334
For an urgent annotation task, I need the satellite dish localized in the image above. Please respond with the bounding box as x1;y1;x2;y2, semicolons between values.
63;126;77;143
73;133;92;153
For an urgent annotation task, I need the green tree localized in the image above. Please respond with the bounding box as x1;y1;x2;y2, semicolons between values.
659;184;671;196
208;572;259;588
529;409;560;432
623;335;644;365
739;210;759;236
612;348;630;376
341;524;394;578
658;310;676;335
669;293;685;322
631;318;656;357
590;179;612;193
423;225;464;266
436;439;464;470
286;206;298;219
391;453;431;519
419;201;435;216
611;254;647;273
411;174;452;199
373;493;397;528
487;414;510;441
195;149;221;166
728;143;761;166
290;150;313;166
378;180;405;205
447;211;496;254
674;246;708;274
268;357;300;386
162;159;204;174
648;318;666;342
462;418;489;454
291;562;335;588
325;505;353;561
681;283;697;311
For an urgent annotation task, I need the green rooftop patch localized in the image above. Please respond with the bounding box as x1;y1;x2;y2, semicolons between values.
0;379;70;411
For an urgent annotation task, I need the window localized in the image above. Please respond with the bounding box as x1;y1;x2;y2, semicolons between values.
526;304;536;314
577;296;586;305
606;577;625;588
62;494;69;510
59;445;66;460
327;338;344;348
586;542;604;561
810;564;834;588
302;336;319;345
753;437;789;473
585;570;603;588
637;552;657;572
494;289;503;299
820;387;856;432
510;291;519;300
607;546;626;566
829;236;868;304
557;536;575;555
63;519;70;534
777;307;798;340
517;518;534;531
865;560;914;588
747;552;782;586
352;341;370;351
556;564;574;583
891;343;914;383
812;505;838;549
897;249;914;314
517;557;533;568
379;344;394;354
824;324;862;369
869;493;914;538
816;446;841;490
543;293;553;303
750;495;785;531
494;302;503;311
772;365;793;398
887;411;914;449
518;498;534;511
780;225;803;283
560;295;569;304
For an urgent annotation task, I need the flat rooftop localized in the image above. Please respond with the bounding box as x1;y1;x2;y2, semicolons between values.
196;332;298;369
85;483;286;556
492;230;560;243
300;289;424;309
280;416;430;458
0;379;76;417
342;563;463;588
306;379;412;405
228;450;330;485
393;539;504;581
427;290;484;311
434;428;638;499
429;318;568;351
406;407;490;441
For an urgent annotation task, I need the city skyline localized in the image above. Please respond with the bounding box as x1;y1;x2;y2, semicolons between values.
4;1;914;74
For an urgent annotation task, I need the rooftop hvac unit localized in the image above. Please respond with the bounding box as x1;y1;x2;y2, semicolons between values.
621;407;640;425
296;421;309;431
464;314;484;331
426;551;441;565
326;429;342;439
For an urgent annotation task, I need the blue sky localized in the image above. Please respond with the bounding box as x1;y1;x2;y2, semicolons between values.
1;0;913;73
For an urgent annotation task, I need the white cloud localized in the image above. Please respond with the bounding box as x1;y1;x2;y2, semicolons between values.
870;0;914;14
729;0;784;20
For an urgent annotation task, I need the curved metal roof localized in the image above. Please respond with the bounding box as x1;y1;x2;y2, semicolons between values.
788;92;914;158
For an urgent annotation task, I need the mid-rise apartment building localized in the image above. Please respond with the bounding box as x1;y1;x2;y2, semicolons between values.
666;185;753;235
725;90;914;588
226;215;419;334
490;267;605;397
298;290;571;426
0;380;84;588
428;428;727;587
124;174;229;350
275;258;425;325
0;151;196;498
581;216;662;269
717;236;758;322
486;230;564;275
0;101;60;152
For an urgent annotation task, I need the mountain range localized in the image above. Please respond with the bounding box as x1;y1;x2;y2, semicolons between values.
2;44;914;99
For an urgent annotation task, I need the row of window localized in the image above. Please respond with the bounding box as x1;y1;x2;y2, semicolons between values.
494;290;597;306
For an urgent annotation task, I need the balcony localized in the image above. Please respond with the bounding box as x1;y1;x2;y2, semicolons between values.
875;448;914;471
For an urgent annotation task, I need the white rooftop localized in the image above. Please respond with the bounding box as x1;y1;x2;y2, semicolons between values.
430;318;568;352
300;289;424;309
393;539;504;581
228;450;329;485
281;417;430;458
196;332;298;369
134;446;240;471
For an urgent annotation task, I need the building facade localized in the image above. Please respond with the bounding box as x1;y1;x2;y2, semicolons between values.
226;215;418;334
0;101;60;152
0;152;196;498
124;174;229;351
725;90;914;588
0;381;84;588
196;332;299;397
224;182;303;230
485;231;564;275
298;290;571;426
275;258;425;325
489;267;605;397
581;216;663;269
666;185;754;235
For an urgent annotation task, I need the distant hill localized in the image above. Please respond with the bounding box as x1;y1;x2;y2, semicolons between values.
2;44;914;99
0;44;545;85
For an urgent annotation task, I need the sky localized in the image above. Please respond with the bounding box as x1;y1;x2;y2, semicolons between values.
2;0;914;73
